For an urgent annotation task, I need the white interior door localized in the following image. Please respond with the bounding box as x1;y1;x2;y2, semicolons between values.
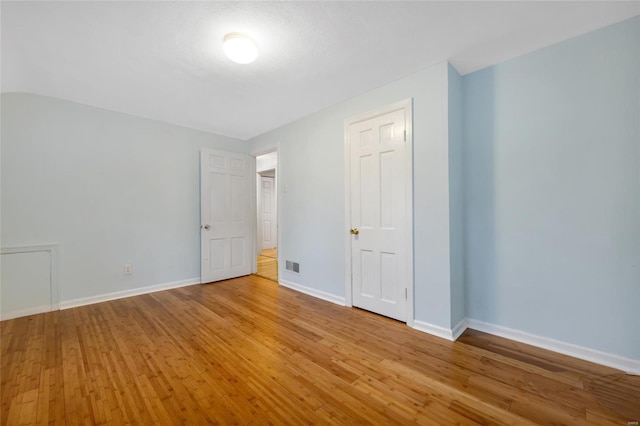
347;103;411;322
201;149;253;283
260;176;277;250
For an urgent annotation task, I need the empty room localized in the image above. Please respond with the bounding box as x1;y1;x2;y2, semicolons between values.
1;1;639;424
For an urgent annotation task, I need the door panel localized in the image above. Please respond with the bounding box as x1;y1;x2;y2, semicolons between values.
349;108;408;321
201;149;252;283
210;239;225;271
260;176;277;250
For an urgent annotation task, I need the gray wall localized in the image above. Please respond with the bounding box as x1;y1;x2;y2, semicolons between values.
2;16;637;362
1;93;247;304
250;62;455;330
463;16;639;359
448;63;465;328
250;17;639;360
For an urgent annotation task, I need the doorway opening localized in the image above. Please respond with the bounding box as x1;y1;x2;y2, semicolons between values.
256;152;278;282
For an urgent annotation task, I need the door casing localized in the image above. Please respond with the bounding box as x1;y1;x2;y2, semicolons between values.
252;147;280;277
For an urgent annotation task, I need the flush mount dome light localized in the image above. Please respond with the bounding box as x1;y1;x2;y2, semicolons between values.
223;32;258;64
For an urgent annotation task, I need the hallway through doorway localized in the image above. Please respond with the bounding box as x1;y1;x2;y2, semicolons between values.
257;248;277;282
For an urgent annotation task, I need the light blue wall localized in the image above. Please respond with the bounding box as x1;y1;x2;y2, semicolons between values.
5;17;635;363
250;62;454;329
1;93;247;303
463;17;640;359
448;64;465;328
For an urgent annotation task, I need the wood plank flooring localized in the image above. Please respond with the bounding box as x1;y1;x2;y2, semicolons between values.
260;248;277;259
256;248;278;282
2;275;638;425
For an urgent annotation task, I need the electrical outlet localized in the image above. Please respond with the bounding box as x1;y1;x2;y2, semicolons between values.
123;264;132;275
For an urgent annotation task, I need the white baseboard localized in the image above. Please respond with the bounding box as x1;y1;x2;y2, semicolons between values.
452;318;469;340
466;318;640;375
413;320;454;341
278;279;346;306
1;304;55;321
59;277;201;310
412;318;468;341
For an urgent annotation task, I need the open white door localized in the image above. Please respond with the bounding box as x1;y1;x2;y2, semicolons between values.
345;99;413;322
201;149;253;283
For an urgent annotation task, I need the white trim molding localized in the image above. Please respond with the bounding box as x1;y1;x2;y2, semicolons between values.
59;278;201;310
1;244;60;320
452;318;469;341
1;305;54;321
412;318;468;342
279;279;346;306
250;144;281;277
466;319;640;375
413;320;455;341
412;316;639;373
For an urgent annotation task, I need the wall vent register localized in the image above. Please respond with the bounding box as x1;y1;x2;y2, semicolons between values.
285;260;300;273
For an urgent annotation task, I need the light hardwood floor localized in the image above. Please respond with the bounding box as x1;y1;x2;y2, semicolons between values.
256;248;278;282
2;275;638;424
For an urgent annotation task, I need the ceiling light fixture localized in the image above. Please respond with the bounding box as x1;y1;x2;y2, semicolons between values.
223;32;258;64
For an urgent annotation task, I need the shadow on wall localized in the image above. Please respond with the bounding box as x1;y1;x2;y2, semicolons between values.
463;67;497;321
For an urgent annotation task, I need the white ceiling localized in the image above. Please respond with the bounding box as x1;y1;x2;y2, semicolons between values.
2;1;638;140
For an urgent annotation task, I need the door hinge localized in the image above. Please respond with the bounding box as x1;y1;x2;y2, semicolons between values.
405;288;408;299
403;130;406;141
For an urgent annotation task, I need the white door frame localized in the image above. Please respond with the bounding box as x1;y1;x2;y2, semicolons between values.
251;146;280;278
343;98;414;326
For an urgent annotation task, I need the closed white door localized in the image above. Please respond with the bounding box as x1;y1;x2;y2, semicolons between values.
348;105;410;322
260;176;277;250
201;149;253;283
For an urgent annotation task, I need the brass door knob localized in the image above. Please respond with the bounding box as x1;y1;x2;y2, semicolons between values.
350;228;359;235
